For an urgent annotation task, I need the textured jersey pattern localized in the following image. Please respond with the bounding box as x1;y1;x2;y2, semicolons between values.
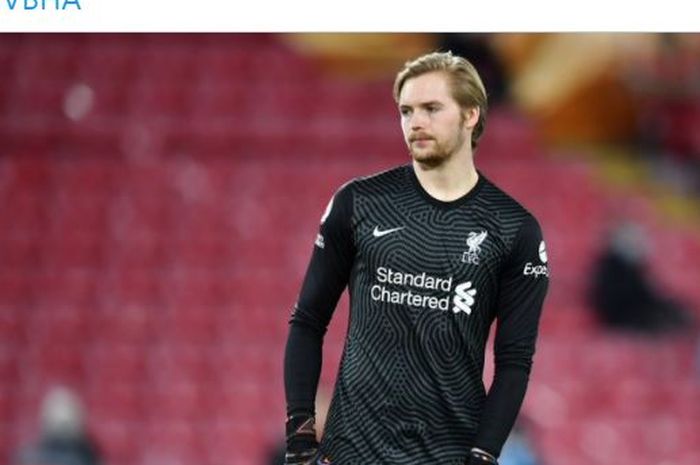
296;165;548;465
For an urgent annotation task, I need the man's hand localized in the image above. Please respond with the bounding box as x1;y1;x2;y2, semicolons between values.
285;414;319;465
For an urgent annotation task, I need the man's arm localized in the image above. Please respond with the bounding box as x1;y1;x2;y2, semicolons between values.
283;182;355;463
471;214;549;462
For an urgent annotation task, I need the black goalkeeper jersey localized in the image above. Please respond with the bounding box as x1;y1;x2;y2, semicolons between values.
285;165;549;465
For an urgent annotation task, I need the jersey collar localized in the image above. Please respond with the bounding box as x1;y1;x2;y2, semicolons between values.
407;164;486;209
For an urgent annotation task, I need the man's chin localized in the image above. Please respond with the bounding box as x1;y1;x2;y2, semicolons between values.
410;151;447;169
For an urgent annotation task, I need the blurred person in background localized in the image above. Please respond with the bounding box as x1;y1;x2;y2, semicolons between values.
624;33;700;196
284;51;549;465
14;386;101;465
588;220;695;335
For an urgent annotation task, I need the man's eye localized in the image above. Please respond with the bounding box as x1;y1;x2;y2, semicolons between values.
400;108;412;116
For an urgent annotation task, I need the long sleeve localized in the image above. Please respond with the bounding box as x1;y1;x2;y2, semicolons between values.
473;215;549;457
284;182;355;417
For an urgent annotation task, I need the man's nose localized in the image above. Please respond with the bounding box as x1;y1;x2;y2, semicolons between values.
409;110;428;130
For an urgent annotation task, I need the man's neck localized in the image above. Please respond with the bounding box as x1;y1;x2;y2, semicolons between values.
412;150;479;202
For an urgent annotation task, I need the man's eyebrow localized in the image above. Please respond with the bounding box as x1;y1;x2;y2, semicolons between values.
399;100;443;108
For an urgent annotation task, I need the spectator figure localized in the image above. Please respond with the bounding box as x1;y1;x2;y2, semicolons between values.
589;221;695;335
623;34;700;196
14;386;101;465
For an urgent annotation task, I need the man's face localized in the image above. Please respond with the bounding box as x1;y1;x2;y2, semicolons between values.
398;71;474;167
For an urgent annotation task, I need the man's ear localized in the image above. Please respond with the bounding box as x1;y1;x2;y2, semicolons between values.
463;107;480;130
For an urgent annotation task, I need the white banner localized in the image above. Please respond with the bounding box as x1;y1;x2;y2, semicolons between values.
0;0;696;32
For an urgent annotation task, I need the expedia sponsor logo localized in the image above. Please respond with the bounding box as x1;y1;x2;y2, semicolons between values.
523;262;549;278
523;240;549;278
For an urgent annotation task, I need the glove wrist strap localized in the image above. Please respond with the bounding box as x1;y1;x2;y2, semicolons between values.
468;447;498;465
286;414;318;464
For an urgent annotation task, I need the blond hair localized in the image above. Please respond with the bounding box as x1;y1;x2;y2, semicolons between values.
393;51;488;149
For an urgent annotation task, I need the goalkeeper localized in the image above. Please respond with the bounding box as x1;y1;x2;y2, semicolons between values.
284;51;550;465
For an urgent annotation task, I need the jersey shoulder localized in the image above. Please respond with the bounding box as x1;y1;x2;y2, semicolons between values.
476;175;546;258
350;165;409;196
327;166;408;222
478;174;540;225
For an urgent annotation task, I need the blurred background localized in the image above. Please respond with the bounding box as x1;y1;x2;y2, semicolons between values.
0;33;698;465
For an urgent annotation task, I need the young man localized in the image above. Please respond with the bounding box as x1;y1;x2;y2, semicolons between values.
284;51;550;465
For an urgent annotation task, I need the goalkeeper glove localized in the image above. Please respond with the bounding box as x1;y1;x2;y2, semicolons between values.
285;414;318;465
467;447;498;465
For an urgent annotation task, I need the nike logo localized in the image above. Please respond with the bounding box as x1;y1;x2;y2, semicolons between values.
373;226;405;237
